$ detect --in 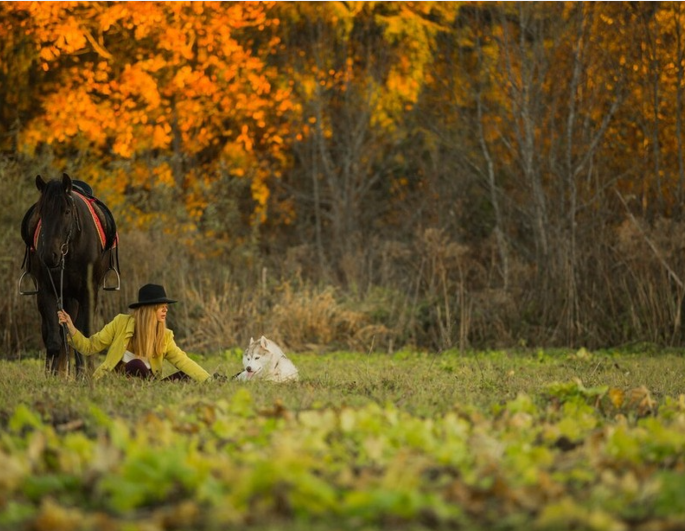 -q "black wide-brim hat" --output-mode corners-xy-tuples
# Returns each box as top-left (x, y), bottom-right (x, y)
(129, 283), (177, 309)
